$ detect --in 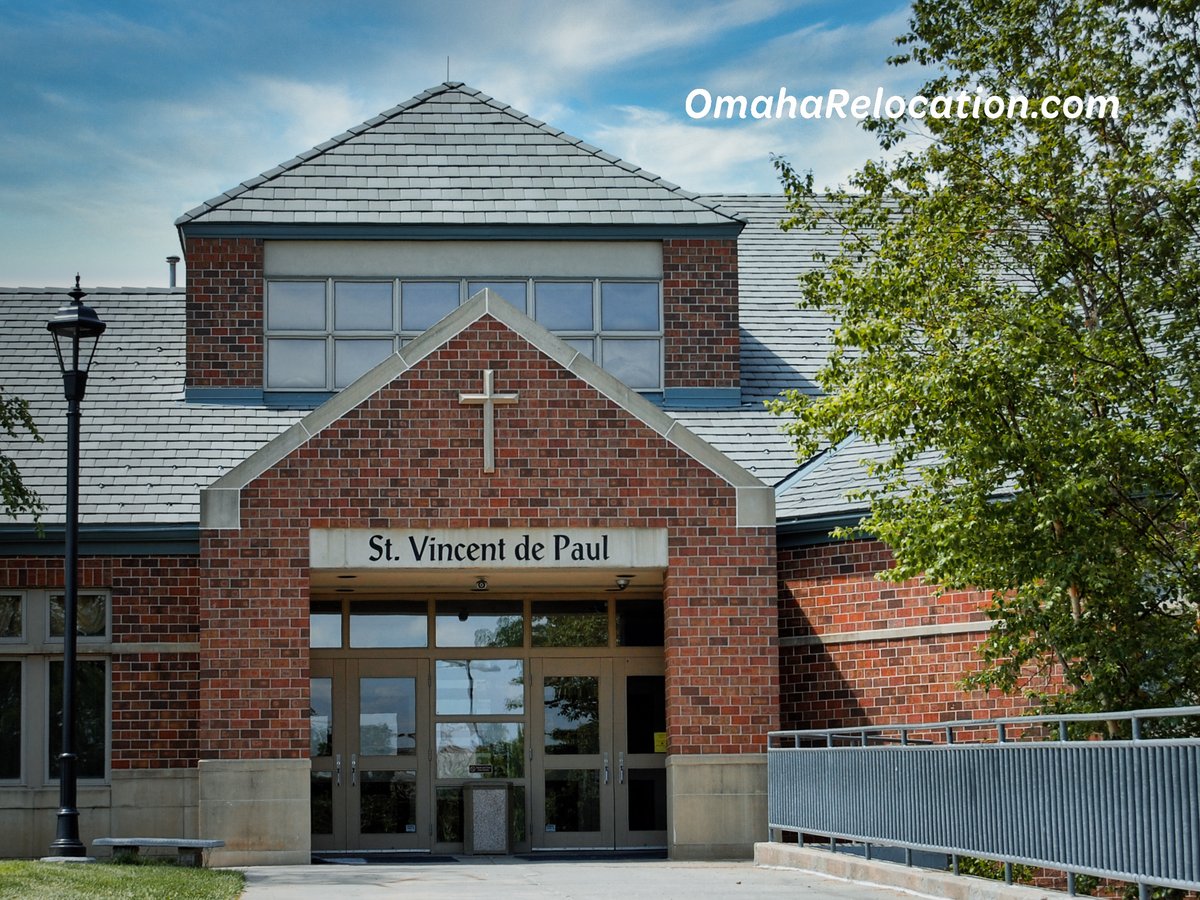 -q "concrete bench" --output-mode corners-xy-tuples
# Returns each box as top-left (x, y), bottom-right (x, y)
(93, 837), (225, 867)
